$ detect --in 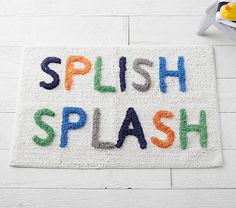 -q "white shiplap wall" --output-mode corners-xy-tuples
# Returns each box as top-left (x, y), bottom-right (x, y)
(0, 0), (236, 207)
